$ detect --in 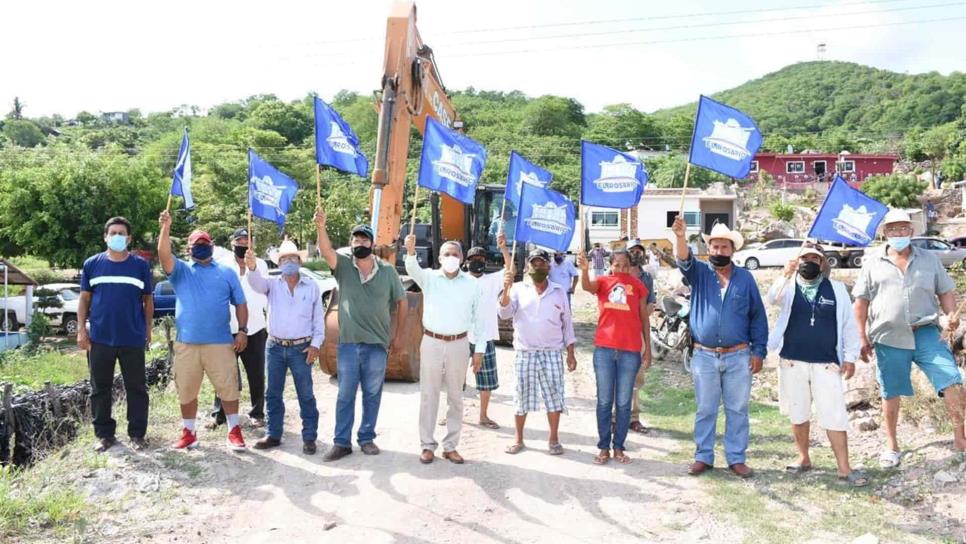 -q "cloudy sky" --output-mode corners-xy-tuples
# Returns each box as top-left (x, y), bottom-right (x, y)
(3, 0), (964, 117)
